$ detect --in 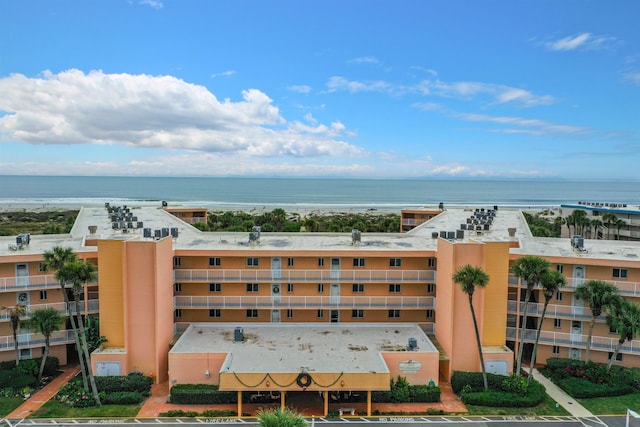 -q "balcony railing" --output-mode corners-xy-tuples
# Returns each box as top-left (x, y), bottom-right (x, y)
(174, 295), (435, 310)
(0, 329), (76, 351)
(506, 301), (600, 322)
(0, 274), (62, 292)
(0, 299), (100, 322)
(509, 275), (640, 297)
(506, 327), (640, 354)
(174, 269), (436, 284)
